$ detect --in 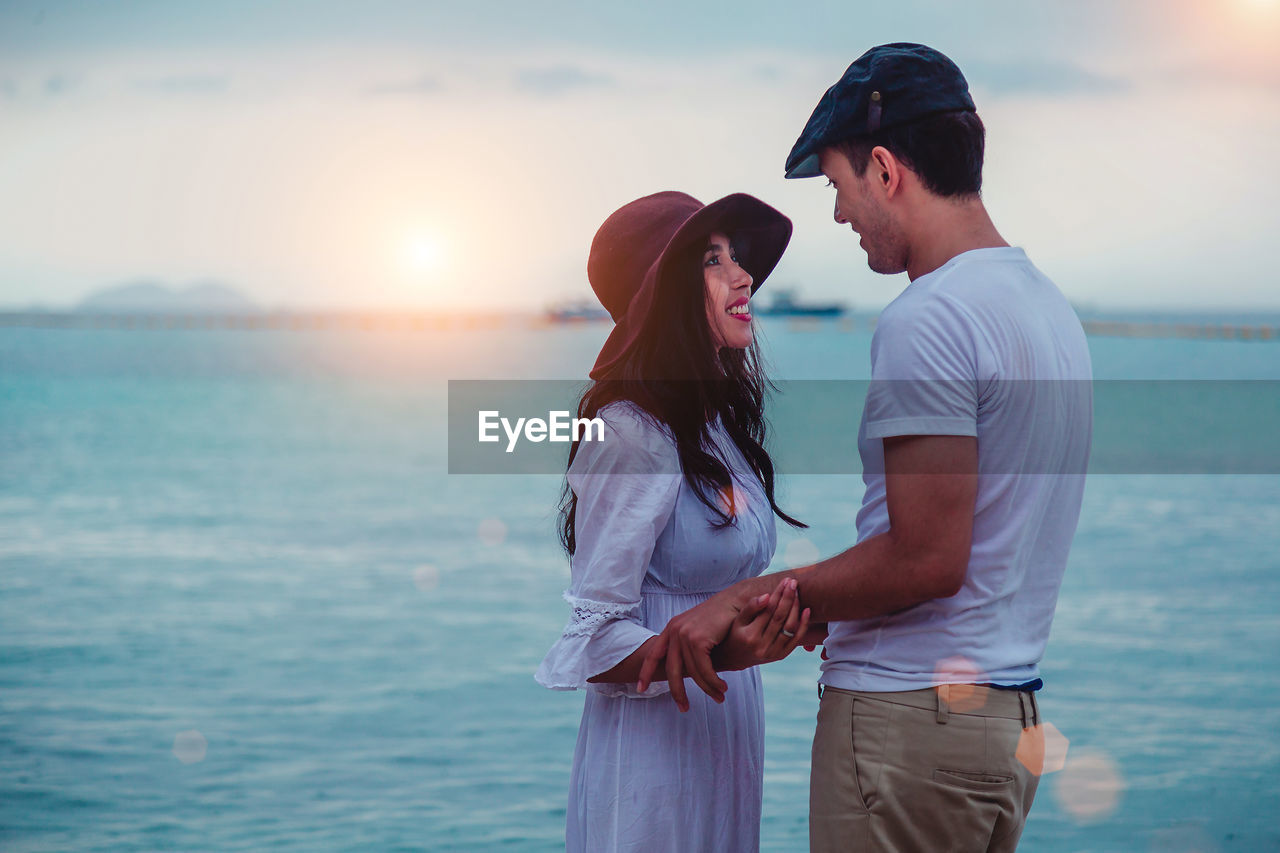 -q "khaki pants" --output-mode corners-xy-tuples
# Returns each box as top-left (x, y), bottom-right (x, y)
(810, 684), (1042, 853)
